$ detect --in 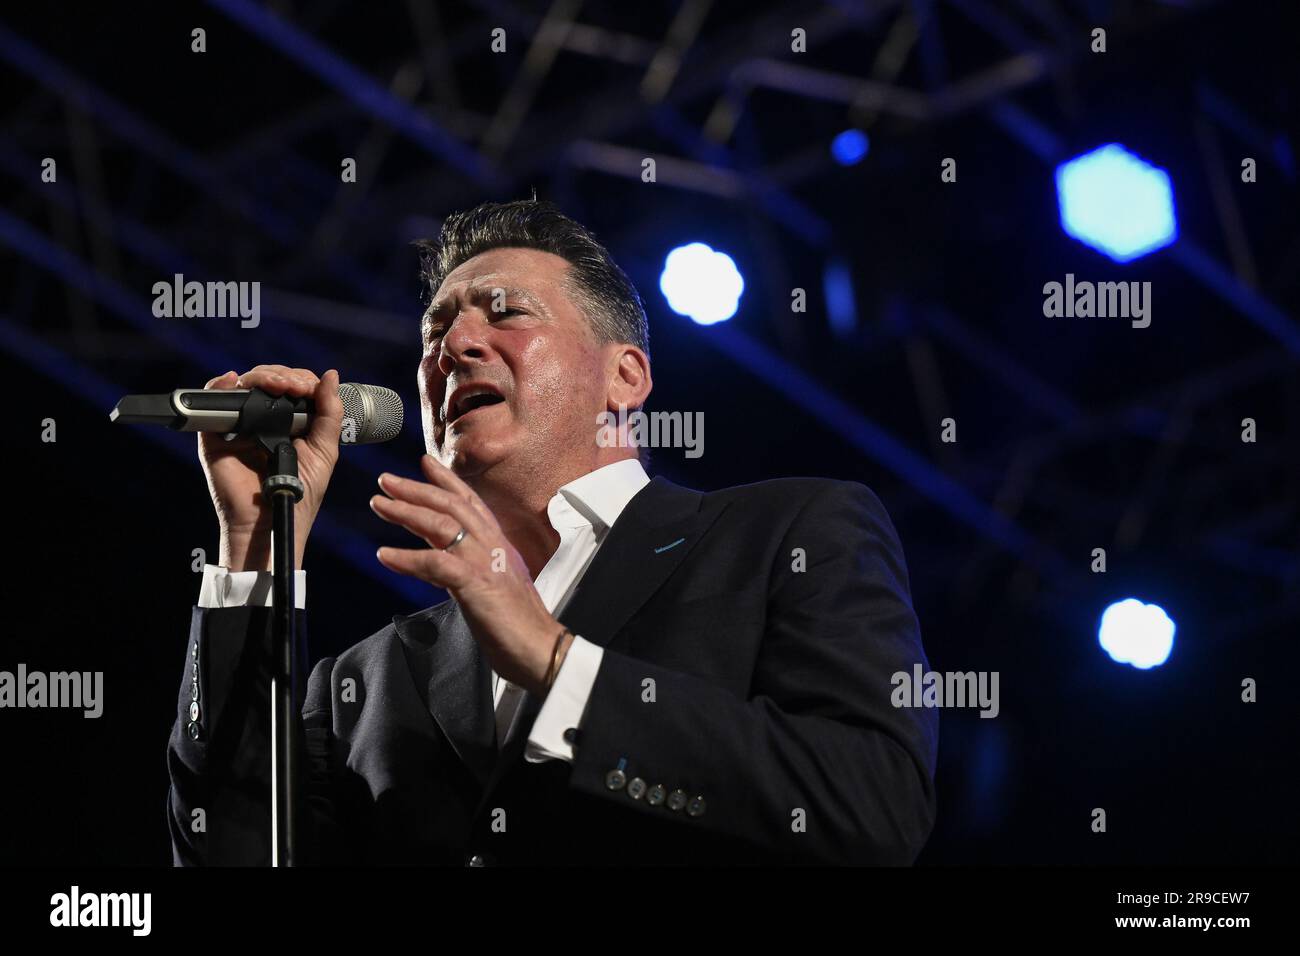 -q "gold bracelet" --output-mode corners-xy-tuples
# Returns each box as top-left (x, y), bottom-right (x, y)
(545, 627), (573, 690)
